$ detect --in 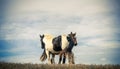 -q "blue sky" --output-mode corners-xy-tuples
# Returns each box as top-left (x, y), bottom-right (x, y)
(0, 0), (120, 64)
